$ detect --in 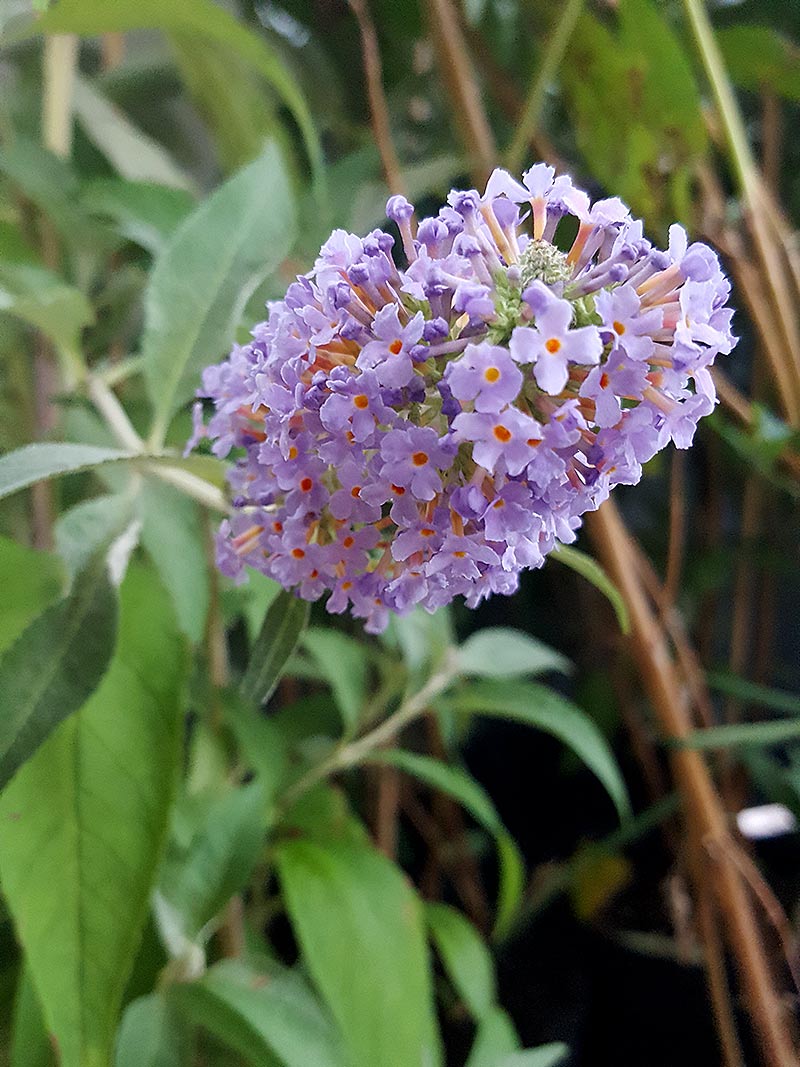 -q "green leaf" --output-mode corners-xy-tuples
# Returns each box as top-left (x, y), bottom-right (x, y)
(115, 994), (189, 1067)
(72, 76), (194, 192)
(299, 628), (369, 736)
(458, 627), (570, 678)
(55, 493), (136, 579)
(496, 1047), (569, 1067)
(0, 443), (135, 502)
(717, 26), (800, 102)
(0, 139), (110, 251)
(0, 551), (118, 788)
(0, 537), (64, 655)
(563, 3), (707, 228)
(142, 143), (296, 441)
(241, 590), (310, 708)
(169, 31), (276, 173)
(439, 680), (631, 822)
(706, 672), (800, 717)
(30, 0), (323, 191)
(276, 838), (442, 1067)
(82, 179), (195, 256)
(676, 720), (800, 751)
(426, 903), (496, 1021)
(159, 781), (265, 943)
(466, 1007), (520, 1067)
(139, 478), (209, 643)
(0, 262), (94, 358)
(369, 749), (524, 938)
(552, 544), (630, 634)
(11, 967), (55, 1067)
(0, 566), (185, 1067)
(173, 960), (345, 1067)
